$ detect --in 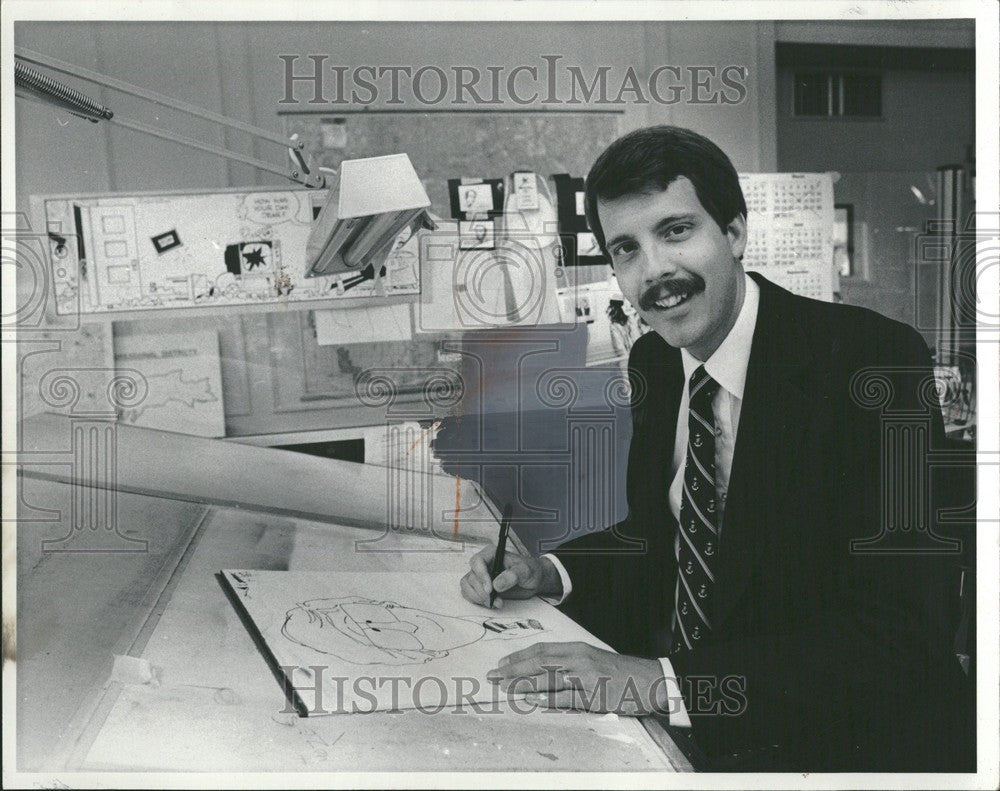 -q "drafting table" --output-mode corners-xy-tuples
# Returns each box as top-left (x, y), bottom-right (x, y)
(15, 414), (692, 773)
